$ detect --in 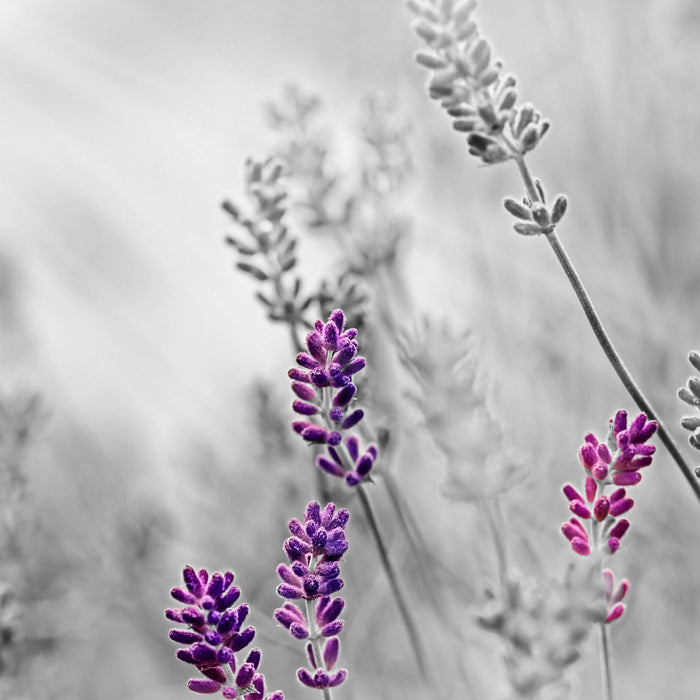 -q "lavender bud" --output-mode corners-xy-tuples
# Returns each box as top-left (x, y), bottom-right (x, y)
(550, 194), (568, 224)
(341, 409), (364, 430)
(503, 197), (532, 220)
(689, 350), (700, 373)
